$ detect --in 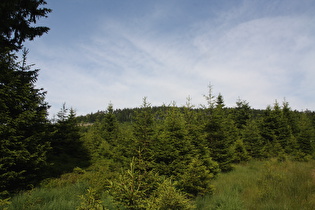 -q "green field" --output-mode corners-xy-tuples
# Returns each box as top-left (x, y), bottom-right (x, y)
(2, 159), (314, 210)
